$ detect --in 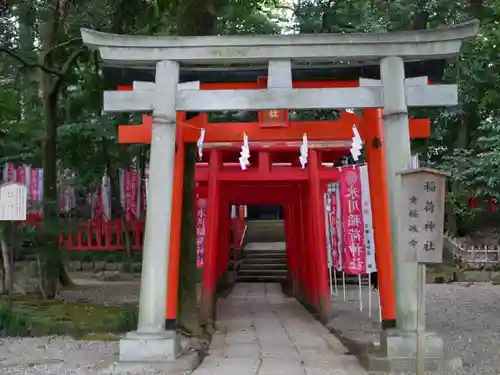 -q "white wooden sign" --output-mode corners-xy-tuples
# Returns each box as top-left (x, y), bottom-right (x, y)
(0, 182), (27, 221)
(398, 168), (448, 264)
